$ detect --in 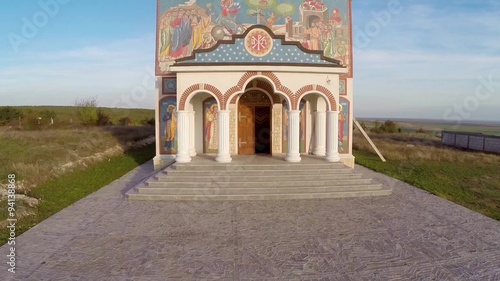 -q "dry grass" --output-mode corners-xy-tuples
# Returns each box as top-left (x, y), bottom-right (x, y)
(353, 130), (500, 220)
(1, 126), (154, 187)
(353, 131), (500, 164)
(0, 126), (154, 219)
